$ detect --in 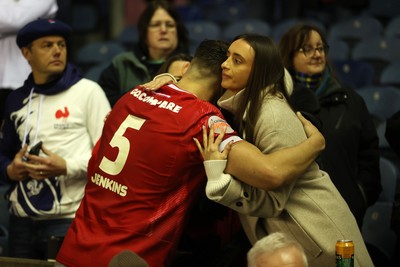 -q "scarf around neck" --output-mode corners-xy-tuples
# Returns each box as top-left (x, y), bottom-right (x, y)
(293, 71), (323, 91)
